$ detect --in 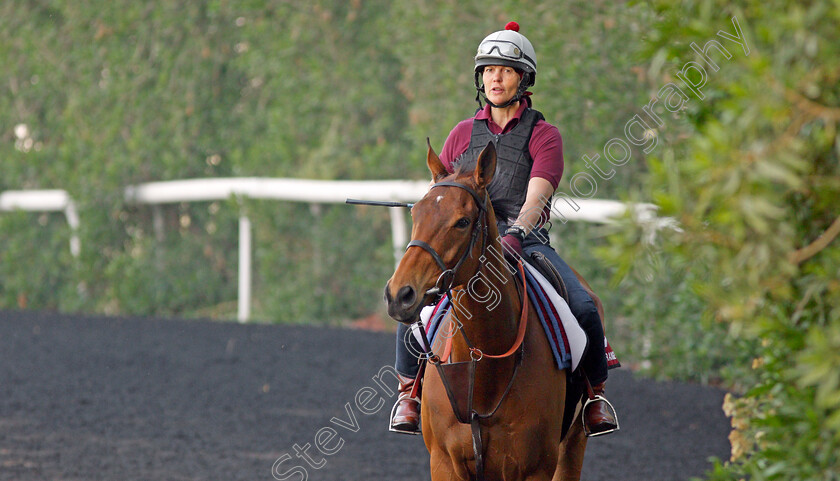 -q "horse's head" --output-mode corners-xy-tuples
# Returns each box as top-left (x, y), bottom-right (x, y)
(384, 140), (498, 324)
